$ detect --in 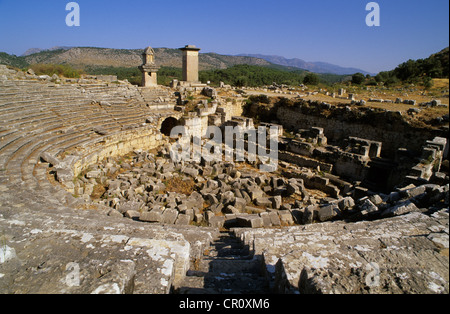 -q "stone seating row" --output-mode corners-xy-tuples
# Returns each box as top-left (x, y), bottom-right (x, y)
(0, 75), (216, 294)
